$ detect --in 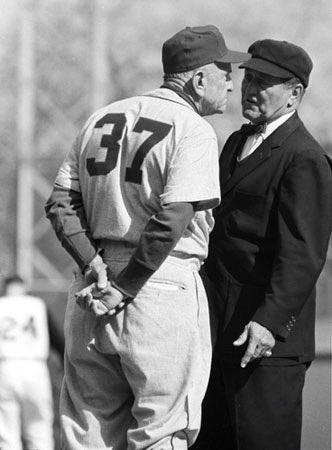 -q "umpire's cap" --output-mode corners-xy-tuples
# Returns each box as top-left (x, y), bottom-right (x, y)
(162, 25), (250, 74)
(239, 39), (313, 88)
